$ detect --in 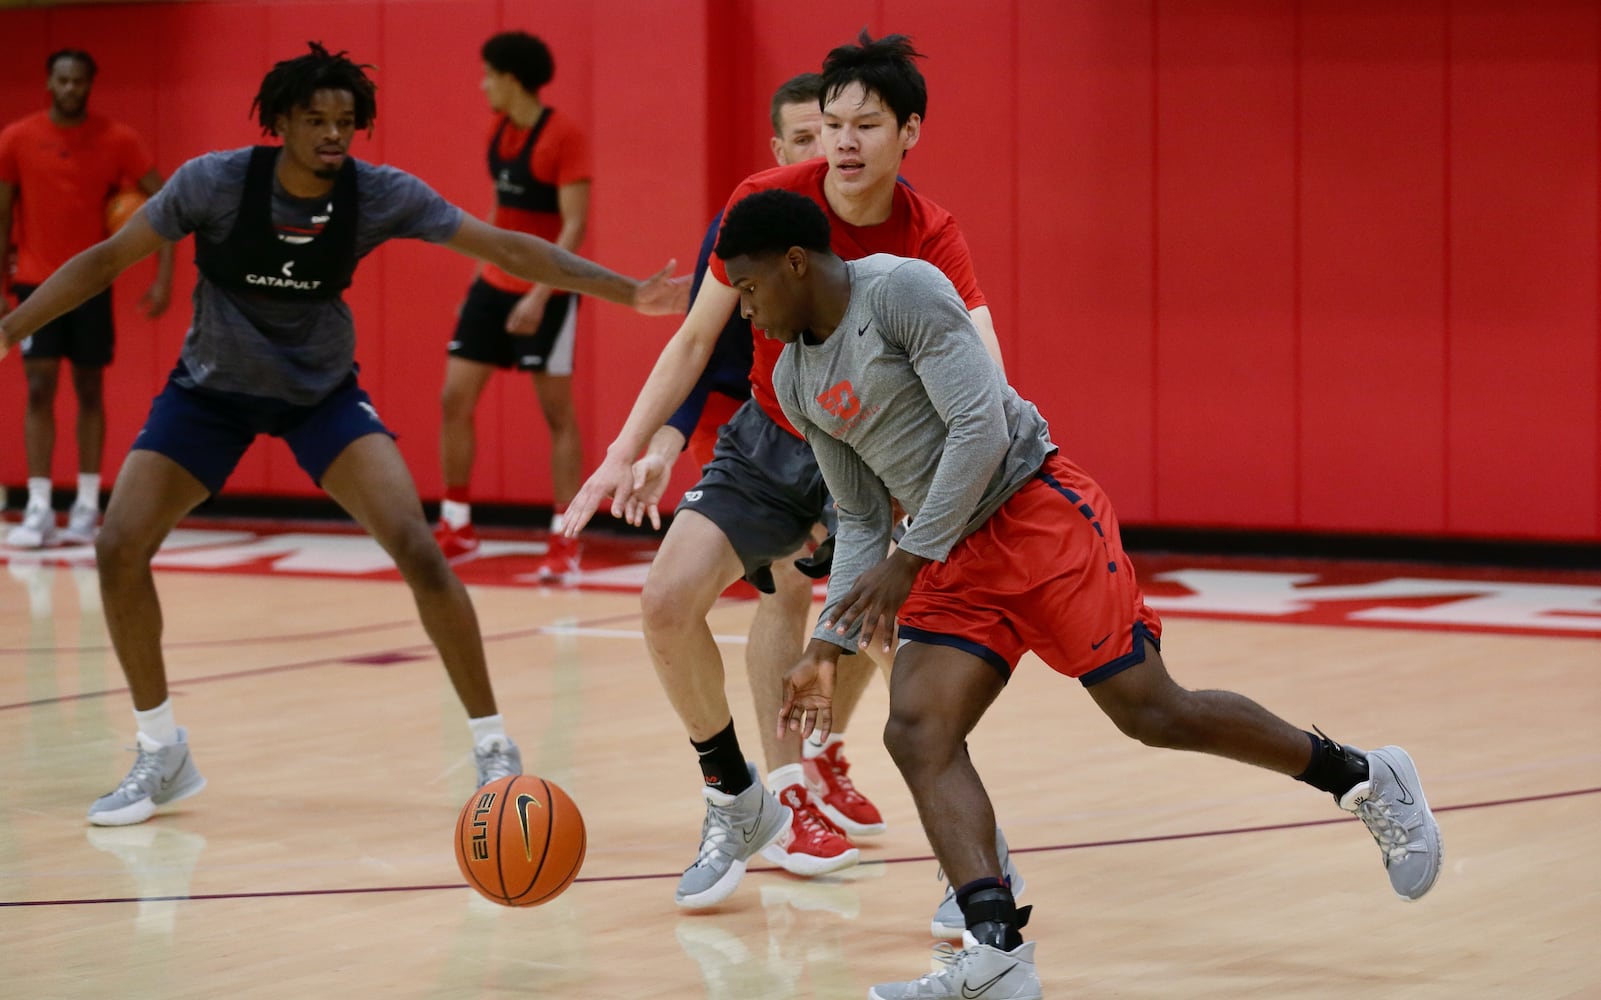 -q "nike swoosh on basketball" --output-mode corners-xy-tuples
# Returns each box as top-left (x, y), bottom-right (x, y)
(1382, 759), (1416, 805)
(961, 964), (1017, 998)
(1090, 632), (1112, 650)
